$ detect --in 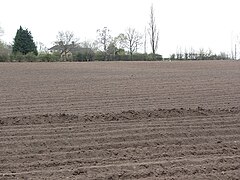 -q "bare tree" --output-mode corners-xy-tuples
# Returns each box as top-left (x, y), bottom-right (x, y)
(144, 27), (147, 54)
(148, 4), (159, 59)
(80, 40), (98, 61)
(36, 42), (48, 54)
(184, 48), (188, 60)
(106, 34), (127, 59)
(114, 33), (126, 50)
(0, 27), (10, 59)
(122, 28), (142, 60)
(54, 31), (79, 61)
(189, 47), (196, 60)
(198, 48), (205, 60)
(96, 27), (111, 60)
(0, 26), (3, 37)
(81, 40), (98, 52)
(176, 46), (183, 60)
(231, 33), (240, 60)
